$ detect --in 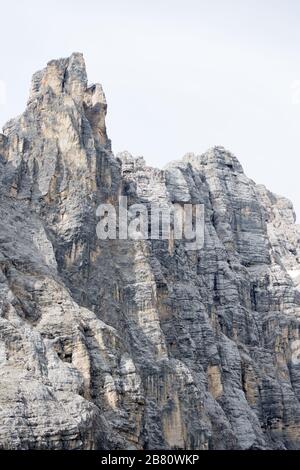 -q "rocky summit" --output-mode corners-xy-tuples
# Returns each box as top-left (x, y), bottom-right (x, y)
(1, 53), (300, 450)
